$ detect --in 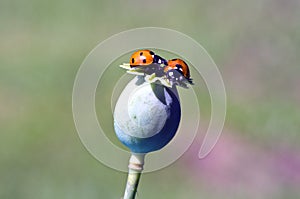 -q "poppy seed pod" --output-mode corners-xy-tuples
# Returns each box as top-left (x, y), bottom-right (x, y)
(114, 77), (181, 153)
